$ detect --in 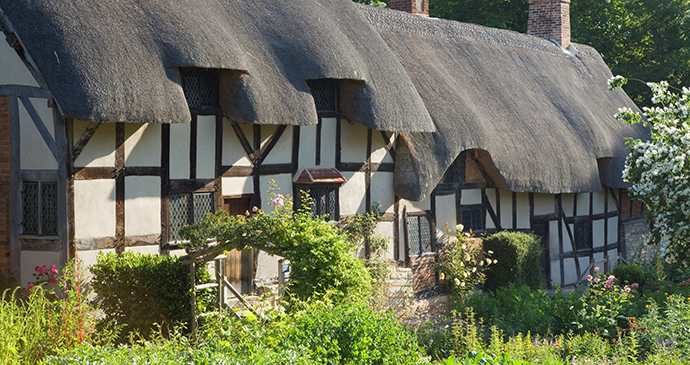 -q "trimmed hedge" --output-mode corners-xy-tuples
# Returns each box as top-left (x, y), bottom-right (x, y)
(90, 252), (213, 341)
(483, 231), (542, 291)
